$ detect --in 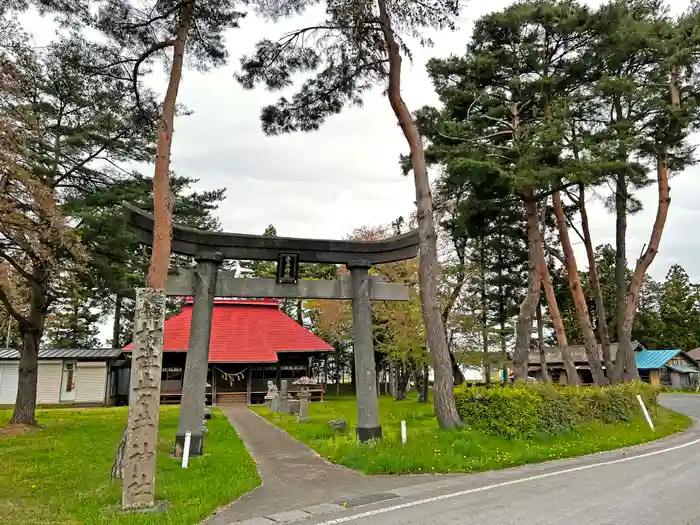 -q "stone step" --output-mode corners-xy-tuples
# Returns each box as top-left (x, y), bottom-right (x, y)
(216, 392), (248, 405)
